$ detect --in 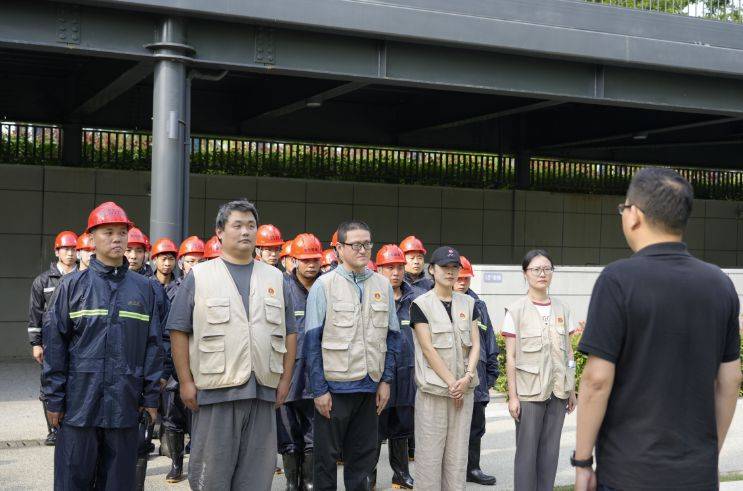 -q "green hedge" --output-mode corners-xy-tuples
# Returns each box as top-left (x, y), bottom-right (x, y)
(495, 332), (743, 397)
